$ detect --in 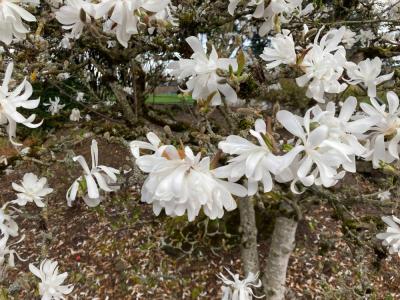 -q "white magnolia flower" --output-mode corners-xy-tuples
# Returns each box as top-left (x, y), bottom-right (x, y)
(69, 108), (81, 121)
(0, 0), (36, 45)
(228, 0), (270, 18)
(123, 86), (133, 95)
(327, 26), (357, 49)
(0, 62), (42, 145)
(0, 203), (18, 240)
(29, 259), (74, 300)
(376, 216), (400, 255)
(345, 57), (393, 98)
(228, 0), (265, 17)
(259, 0), (314, 36)
(56, 72), (70, 80)
(44, 97), (65, 115)
(60, 35), (72, 49)
(218, 268), (263, 300)
(0, 235), (25, 268)
(94, 0), (172, 47)
(260, 29), (297, 69)
(215, 119), (282, 195)
(66, 139), (120, 207)
(341, 28), (357, 49)
(133, 136), (247, 221)
(359, 29), (375, 47)
(358, 91), (400, 168)
(382, 31), (398, 44)
(228, 0), (313, 37)
(310, 96), (372, 172)
(276, 108), (354, 192)
(169, 36), (238, 106)
(12, 173), (53, 207)
(377, 190), (391, 201)
(76, 92), (84, 102)
(149, 2), (177, 30)
(130, 131), (162, 159)
(55, 0), (95, 39)
(296, 27), (348, 102)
